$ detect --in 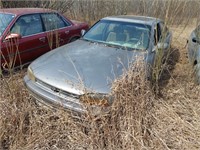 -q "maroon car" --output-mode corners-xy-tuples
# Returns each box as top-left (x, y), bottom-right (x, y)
(0, 8), (88, 69)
